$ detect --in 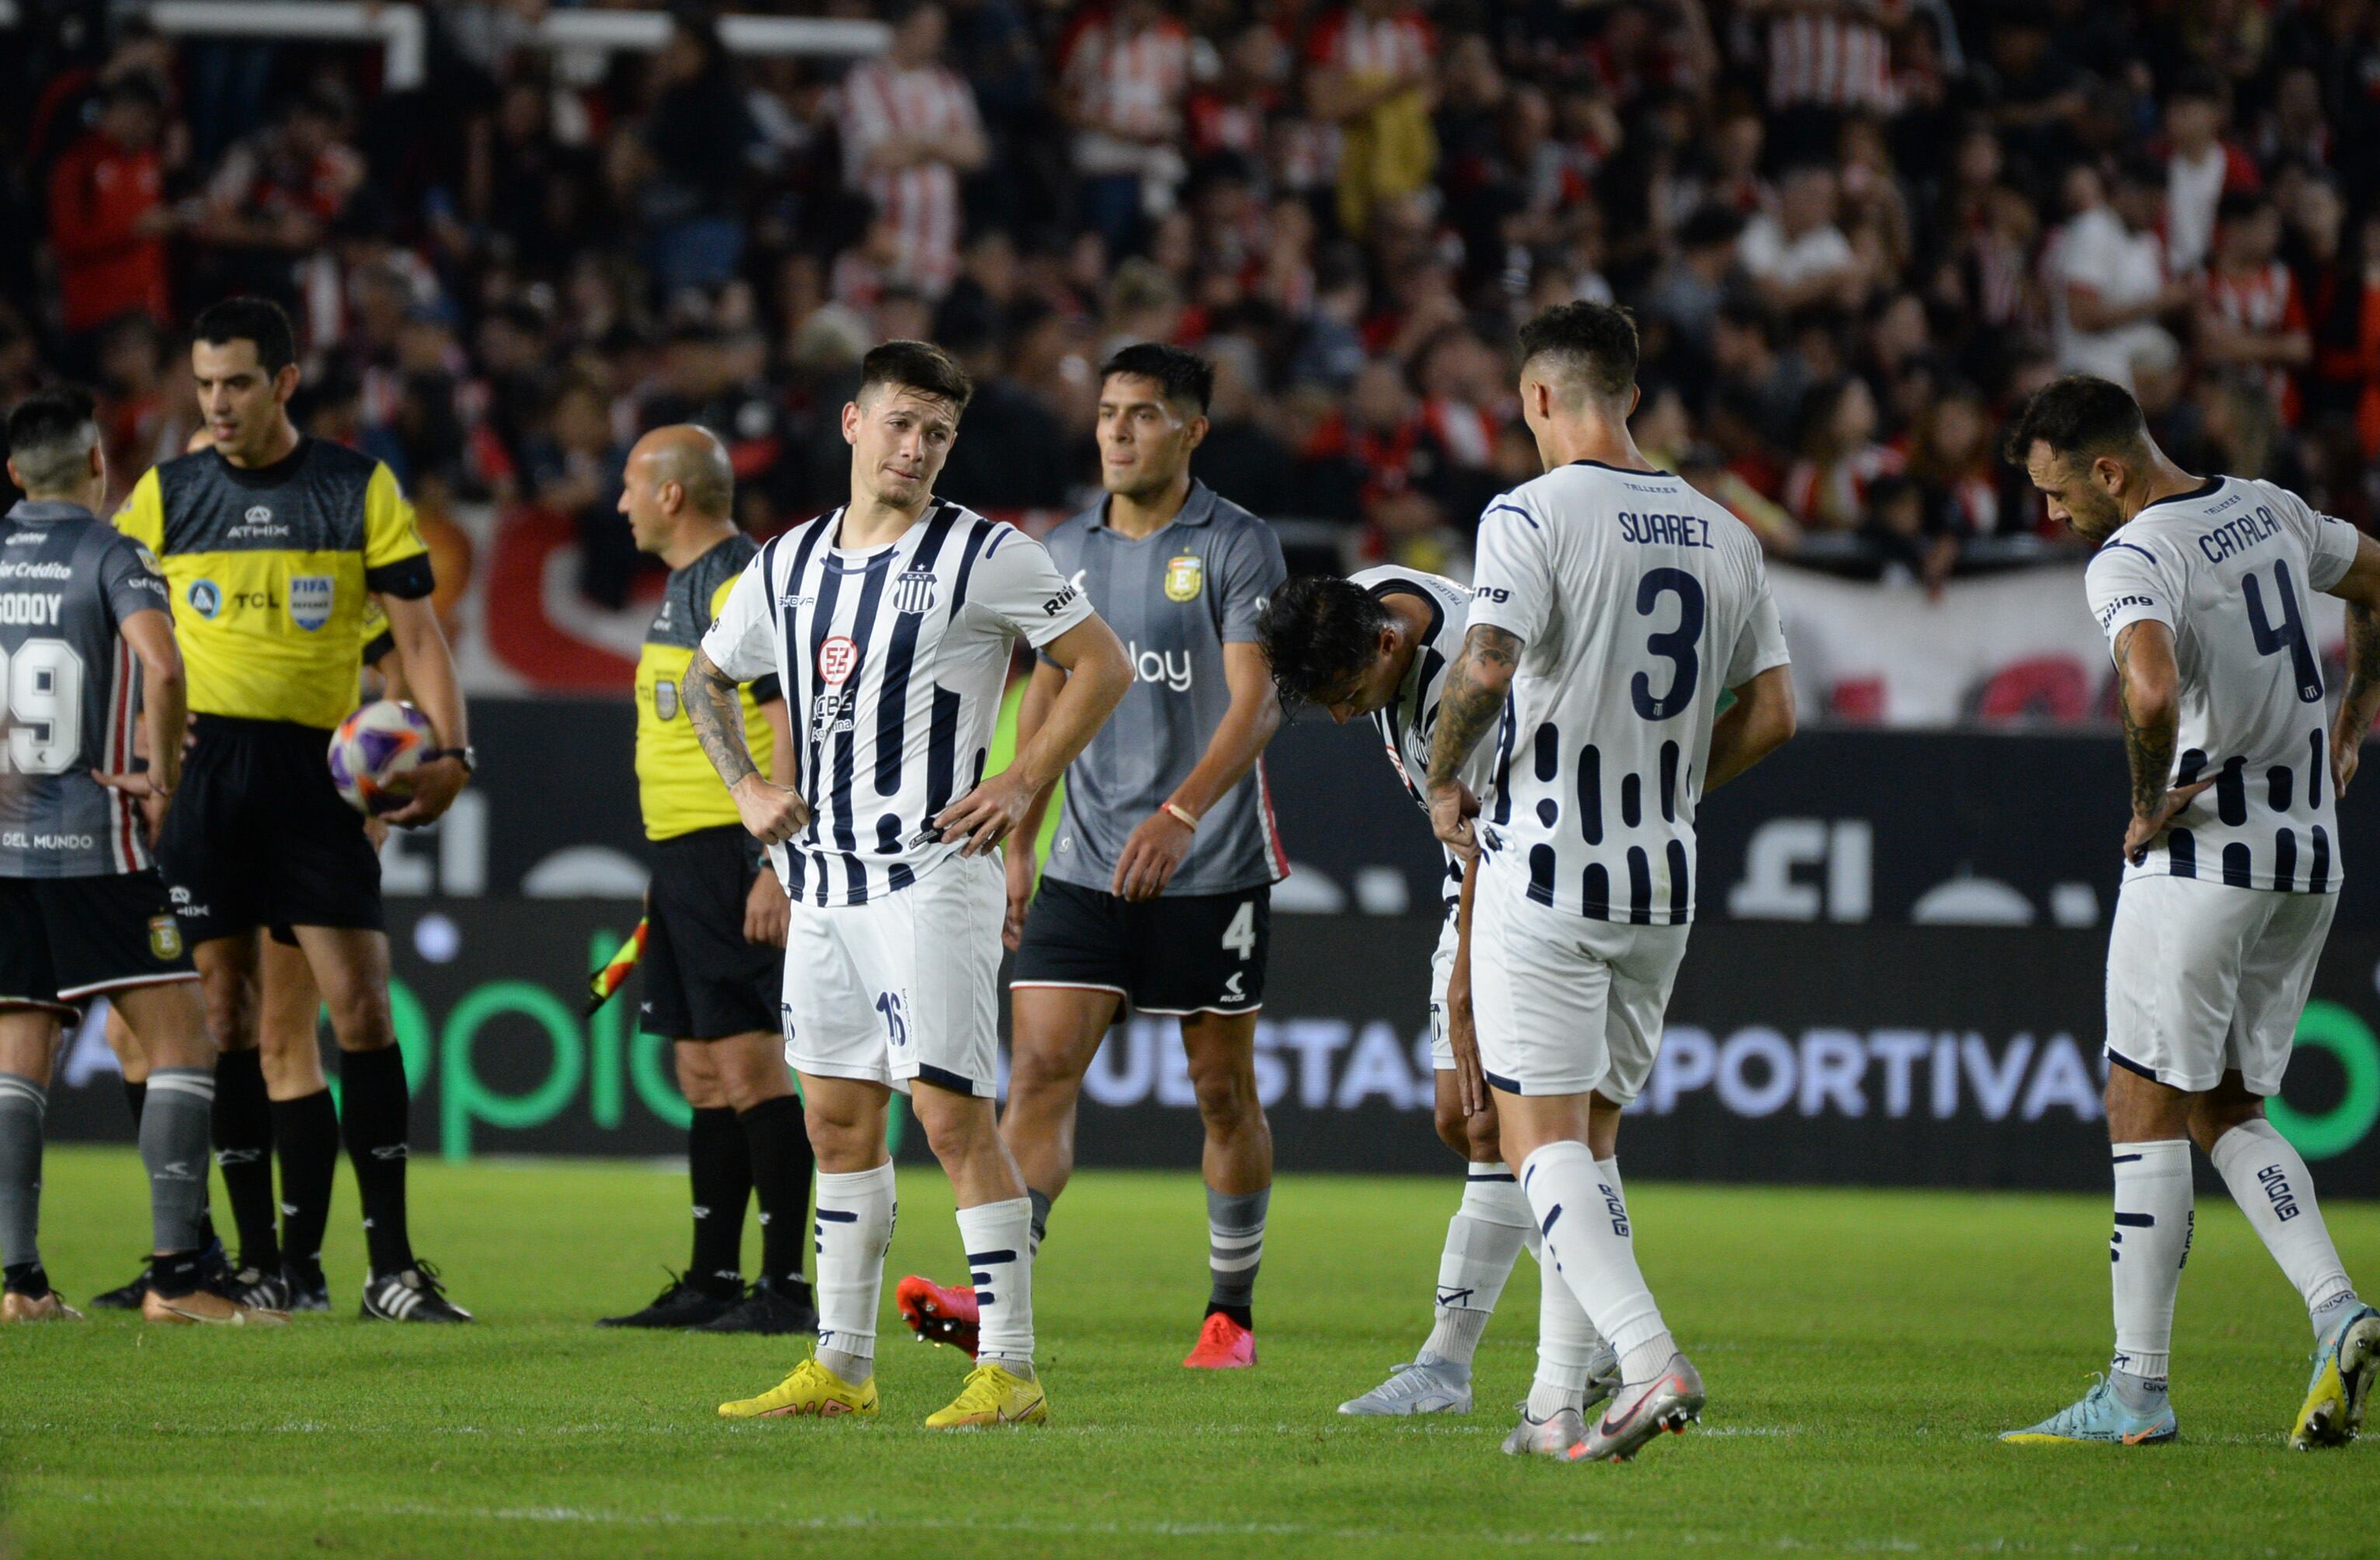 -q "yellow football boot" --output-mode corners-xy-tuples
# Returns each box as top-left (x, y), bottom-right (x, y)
(924, 1360), (1049, 1429)
(718, 1355), (879, 1420)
